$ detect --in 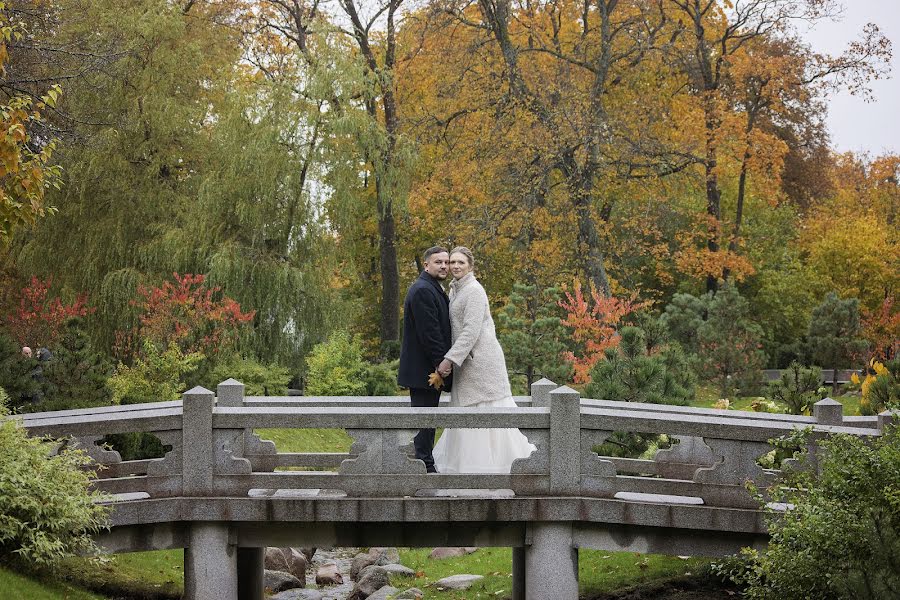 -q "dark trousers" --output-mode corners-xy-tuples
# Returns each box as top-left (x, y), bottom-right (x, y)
(410, 387), (441, 473)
